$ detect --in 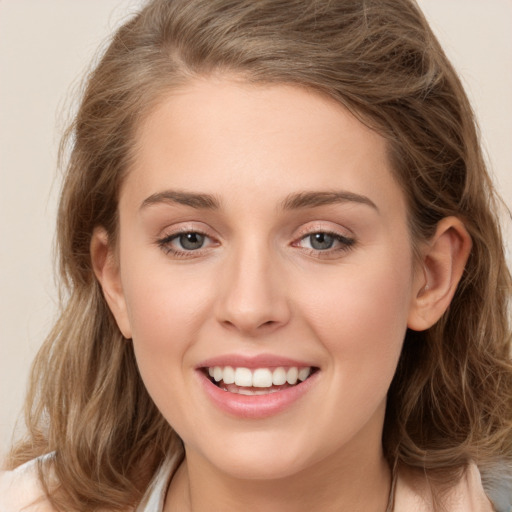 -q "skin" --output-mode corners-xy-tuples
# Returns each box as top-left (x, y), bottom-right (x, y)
(92, 77), (471, 511)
